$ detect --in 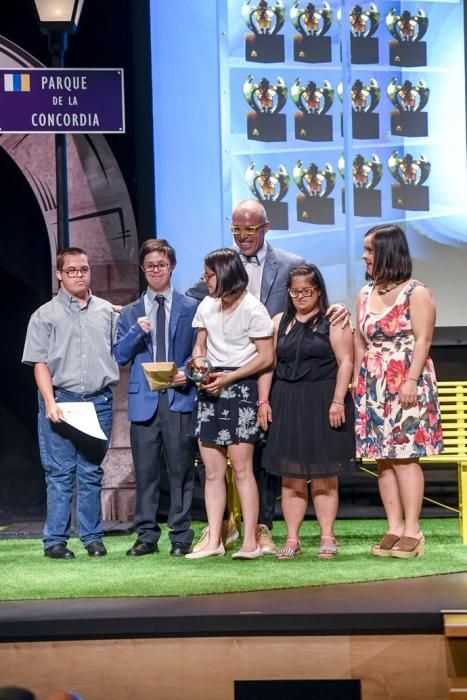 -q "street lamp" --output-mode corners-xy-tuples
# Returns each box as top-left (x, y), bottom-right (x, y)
(32, 0), (85, 251)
